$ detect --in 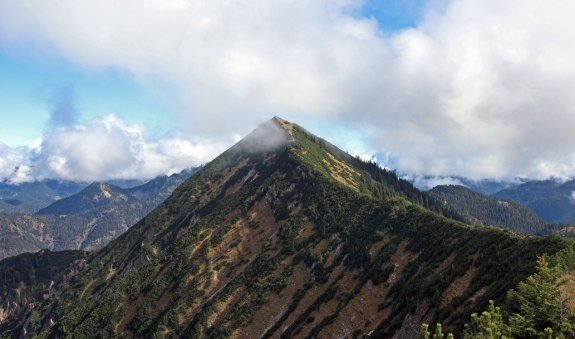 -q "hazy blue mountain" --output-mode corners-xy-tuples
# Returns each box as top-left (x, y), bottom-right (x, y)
(0, 180), (87, 214)
(36, 182), (137, 215)
(0, 175), (190, 215)
(105, 178), (147, 189)
(407, 174), (519, 194)
(0, 167), (200, 259)
(493, 179), (575, 223)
